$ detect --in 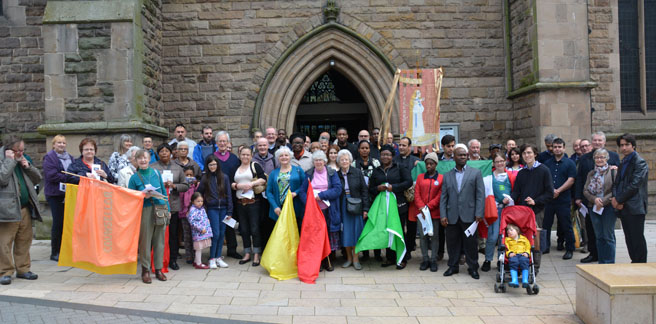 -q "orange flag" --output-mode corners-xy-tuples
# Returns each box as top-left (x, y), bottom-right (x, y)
(72, 177), (145, 267)
(297, 182), (331, 284)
